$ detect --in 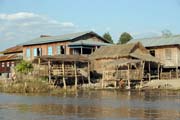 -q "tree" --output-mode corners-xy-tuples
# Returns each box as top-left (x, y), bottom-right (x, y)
(161, 29), (172, 37)
(103, 32), (113, 43)
(118, 32), (133, 44)
(15, 60), (33, 74)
